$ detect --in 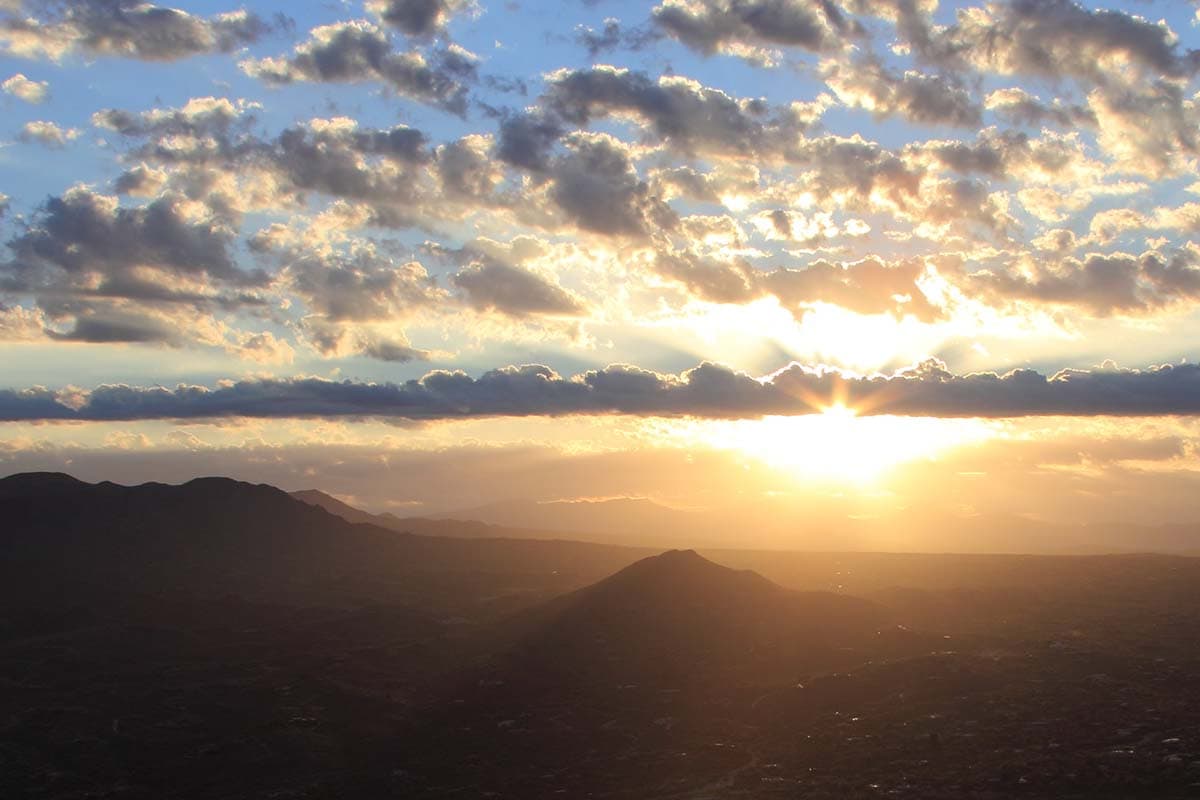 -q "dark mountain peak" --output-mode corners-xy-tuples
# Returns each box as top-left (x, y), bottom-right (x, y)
(180, 476), (280, 494)
(596, 548), (777, 599)
(0, 471), (86, 488)
(292, 488), (336, 503)
(291, 488), (384, 527)
(0, 471), (88, 497)
(505, 549), (890, 688)
(659, 547), (701, 560)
